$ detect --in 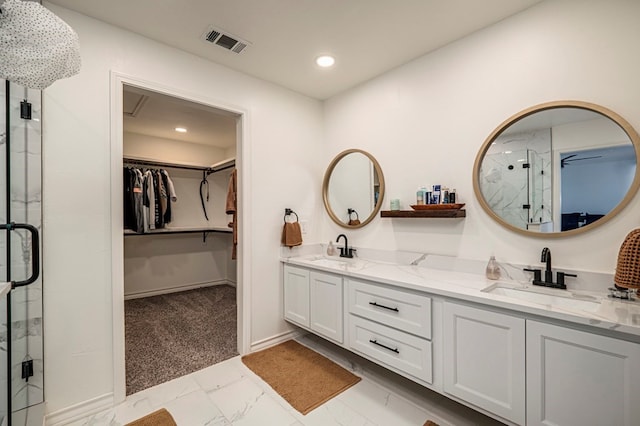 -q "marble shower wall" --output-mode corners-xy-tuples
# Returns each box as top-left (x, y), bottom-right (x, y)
(480, 129), (552, 229)
(0, 81), (44, 419)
